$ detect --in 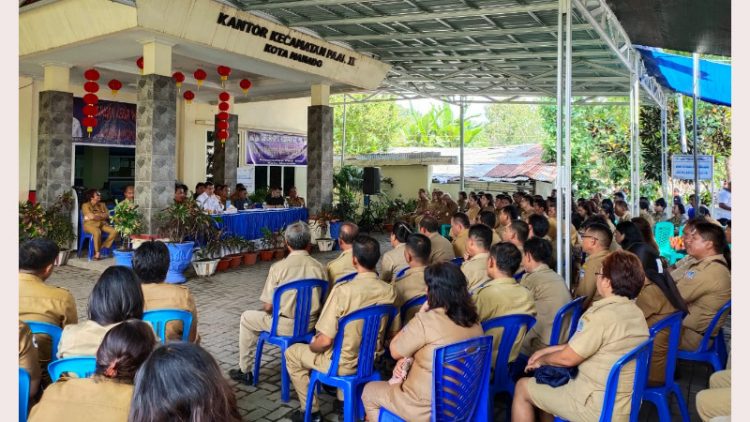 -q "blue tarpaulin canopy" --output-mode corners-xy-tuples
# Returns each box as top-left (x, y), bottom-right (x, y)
(636, 46), (731, 107)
